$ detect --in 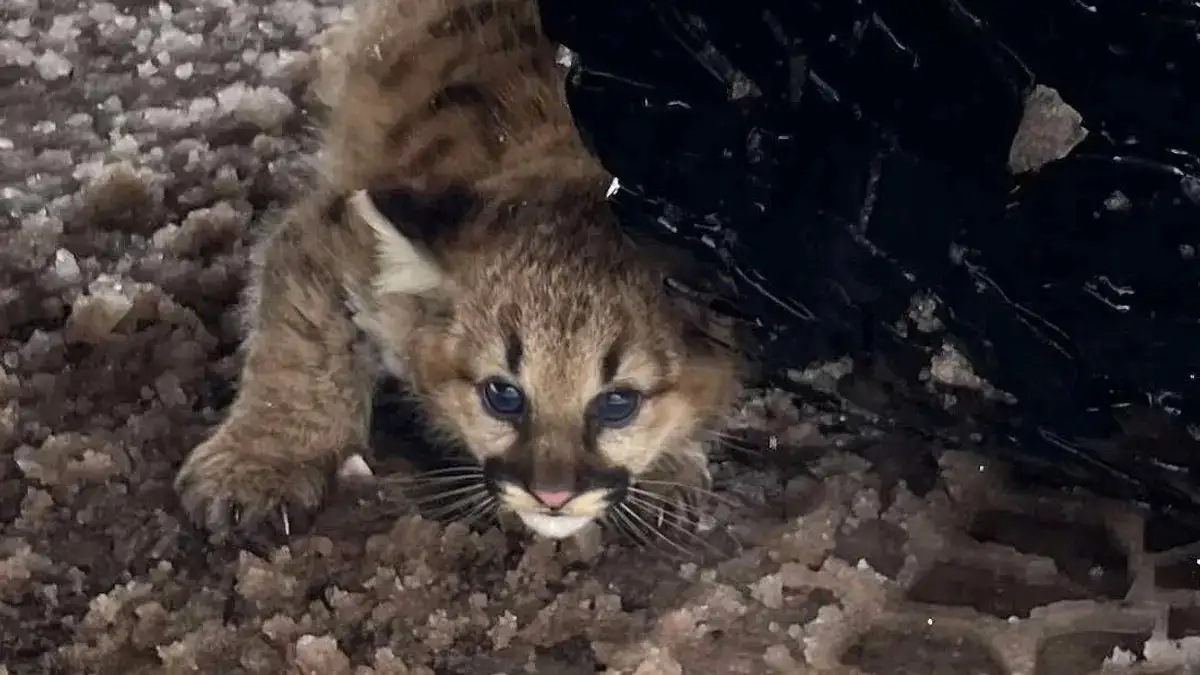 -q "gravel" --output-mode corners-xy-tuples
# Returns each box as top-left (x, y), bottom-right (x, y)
(4, 0), (1200, 673)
